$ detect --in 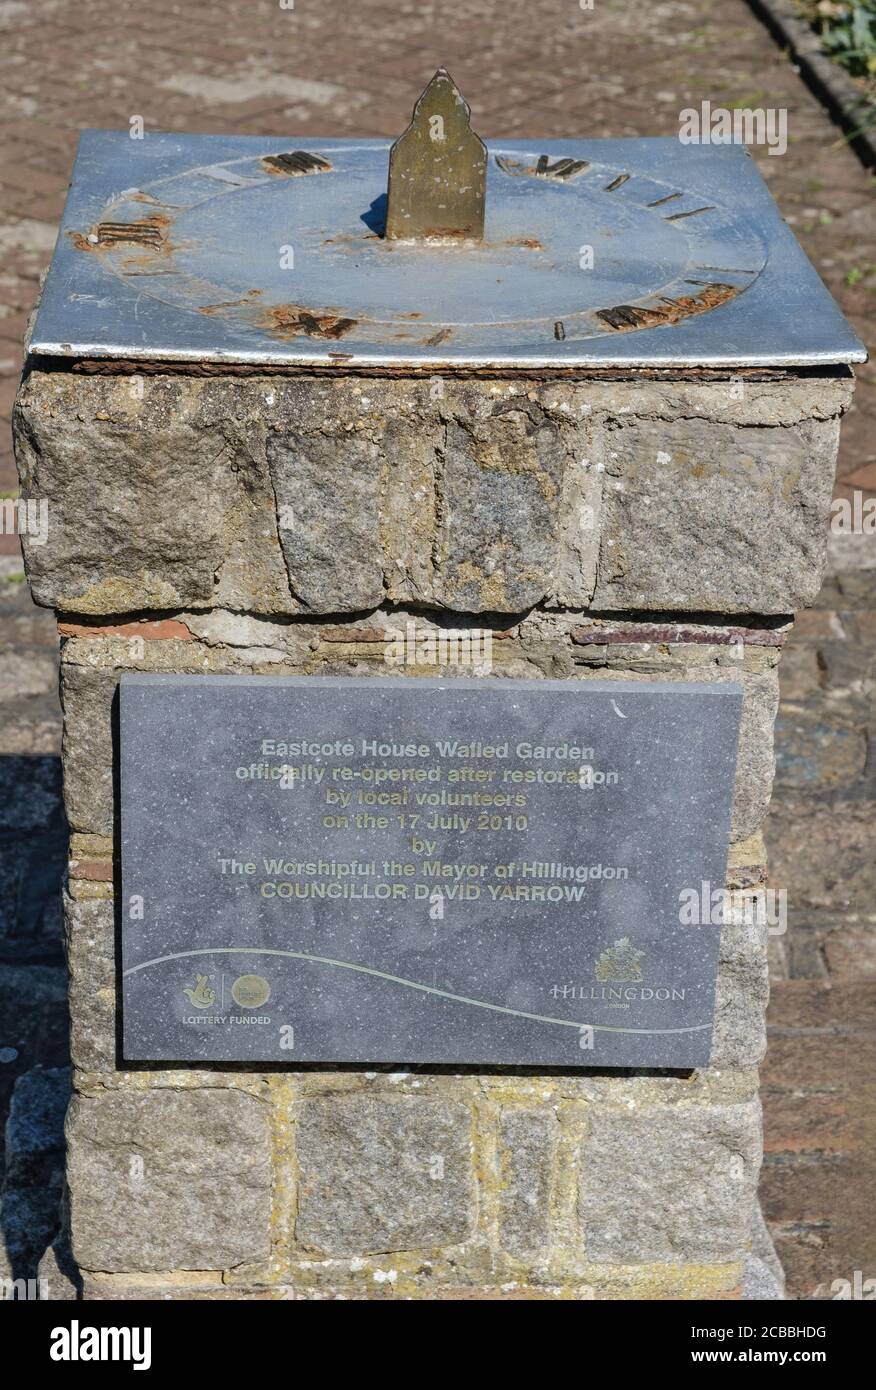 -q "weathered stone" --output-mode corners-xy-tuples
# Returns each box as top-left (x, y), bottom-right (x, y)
(498, 1108), (557, 1258)
(436, 407), (568, 612)
(67, 1088), (272, 1273)
(751, 1199), (785, 1295)
(269, 431), (385, 611)
(731, 672), (779, 841)
(712, 916), (770, 1068)
(561, 376), (854, 429)
(551, 450), (602, 608)
(295, 1094), (474, 1255)
(16, 372), (846, 620)
(592, 416), (841, 613)
(180, 609), (295, 652)
(64, 892), (115, 1074)
(743, 1255), (784, 1299)
(378, 418), (441, 607)
(80, 1275), (247, 1300)
(579, 1100), (761, 1263)
(14, 375), (239, 613)
(59, 663), (116, 835)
